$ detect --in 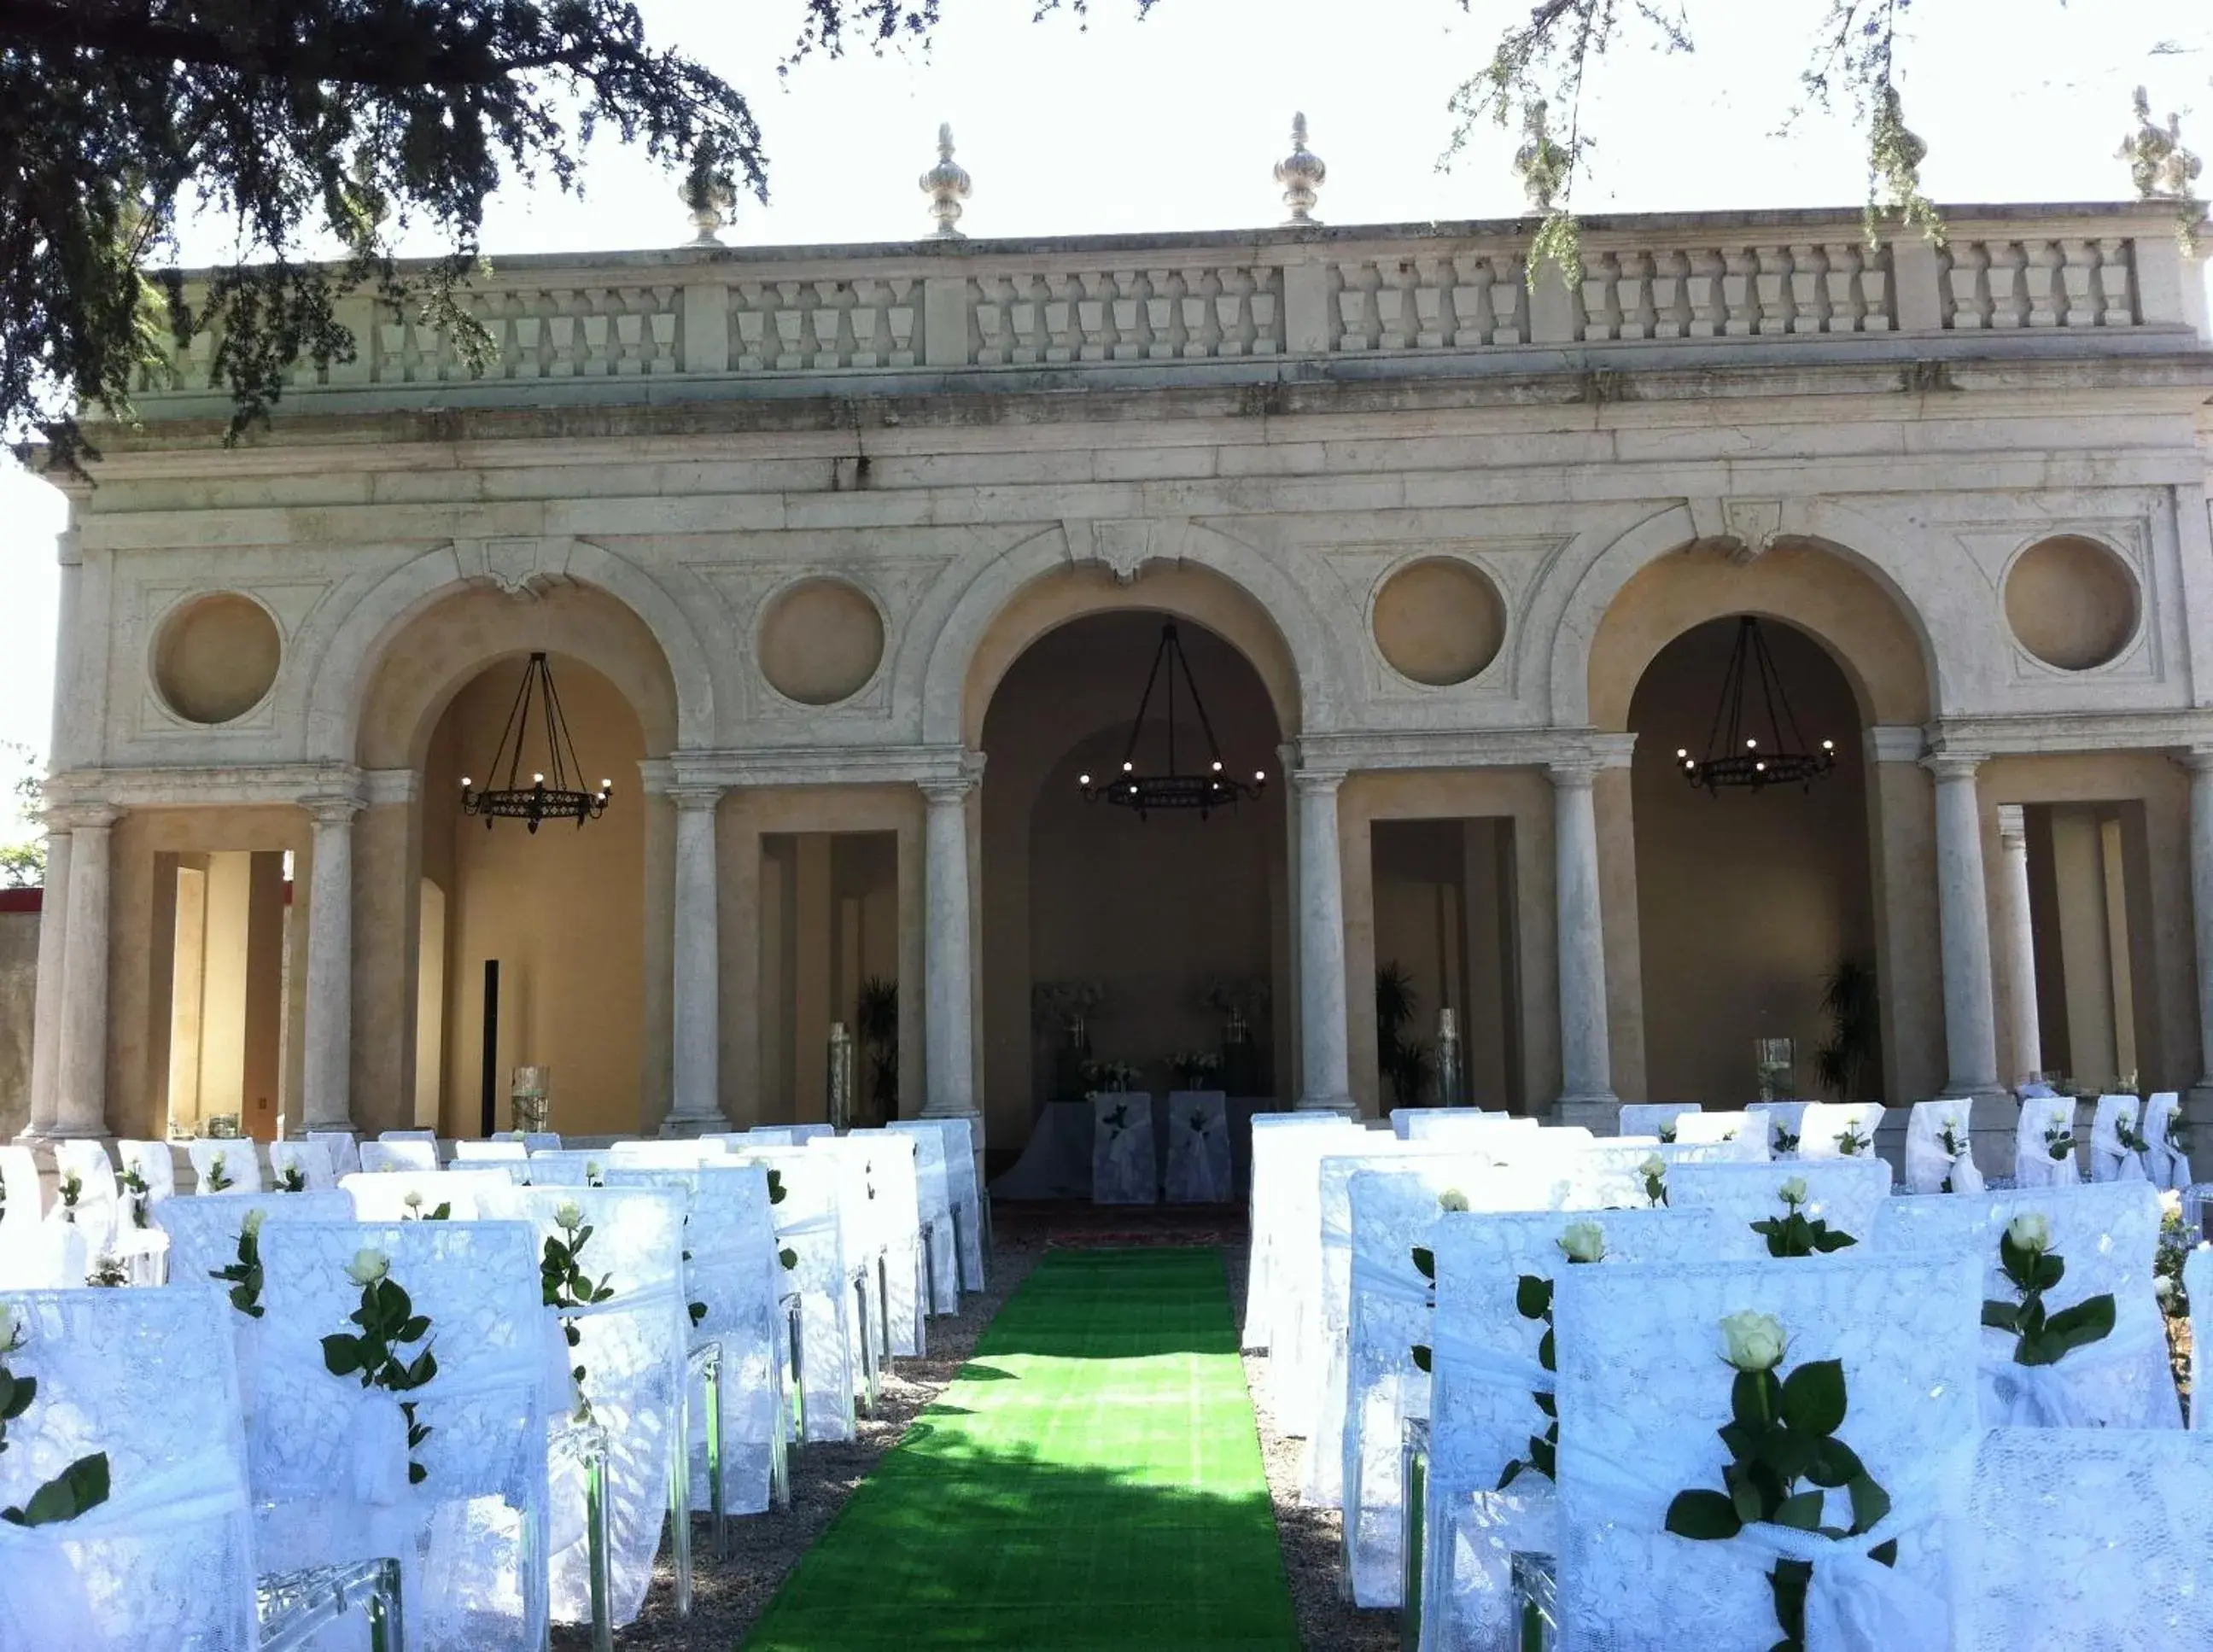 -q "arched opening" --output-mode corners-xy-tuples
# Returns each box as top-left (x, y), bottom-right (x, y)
(978, 605), (1289, 1174)
(1627, 616), (1878, 1106)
